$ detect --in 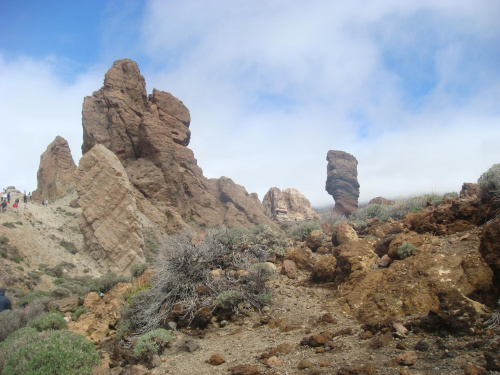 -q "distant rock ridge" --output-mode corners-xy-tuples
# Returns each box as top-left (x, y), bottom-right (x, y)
(263, 187), (320, 223)
(33, 136), (76, 200)
(325, 150), (359, 216)
(81, 59), (276, 231)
